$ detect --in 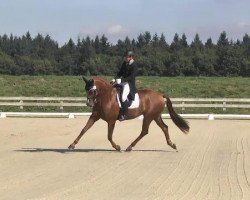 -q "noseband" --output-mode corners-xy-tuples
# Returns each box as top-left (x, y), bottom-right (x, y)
(87, 86), (98, 106)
